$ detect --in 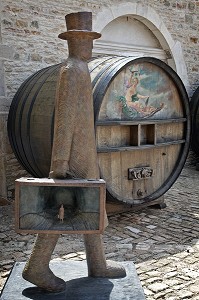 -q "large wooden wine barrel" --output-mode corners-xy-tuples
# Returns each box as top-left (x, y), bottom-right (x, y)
(190, 86), (199, 156)
(8, 56), (191, 207)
